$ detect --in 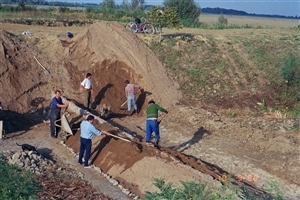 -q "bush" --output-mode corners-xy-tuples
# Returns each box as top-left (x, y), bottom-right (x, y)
(59, 6), (70, 13)
(218, 15), (228, 26)
(144, 178), (214, 199)
(280, 55), (300, 100)
(0, 155), (41, 200)
(145, 178), (288, 200)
